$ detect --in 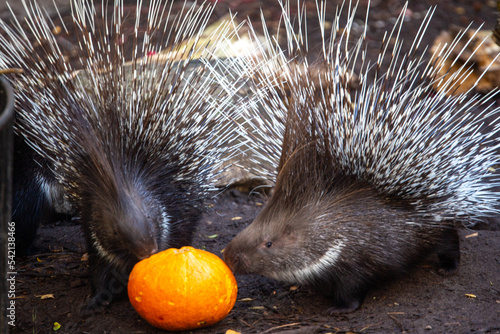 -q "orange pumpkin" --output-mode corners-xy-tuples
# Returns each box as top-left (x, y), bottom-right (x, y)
(127, 246), (238, 331)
